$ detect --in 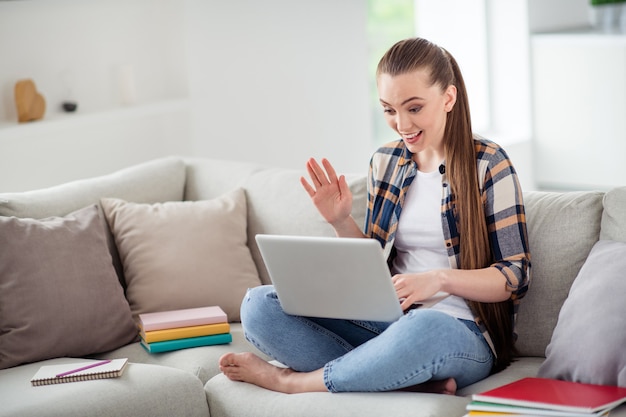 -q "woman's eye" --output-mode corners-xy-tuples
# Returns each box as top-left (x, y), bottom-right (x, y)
(383, 108), (394, 114)
(409, 107), (422, 113)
